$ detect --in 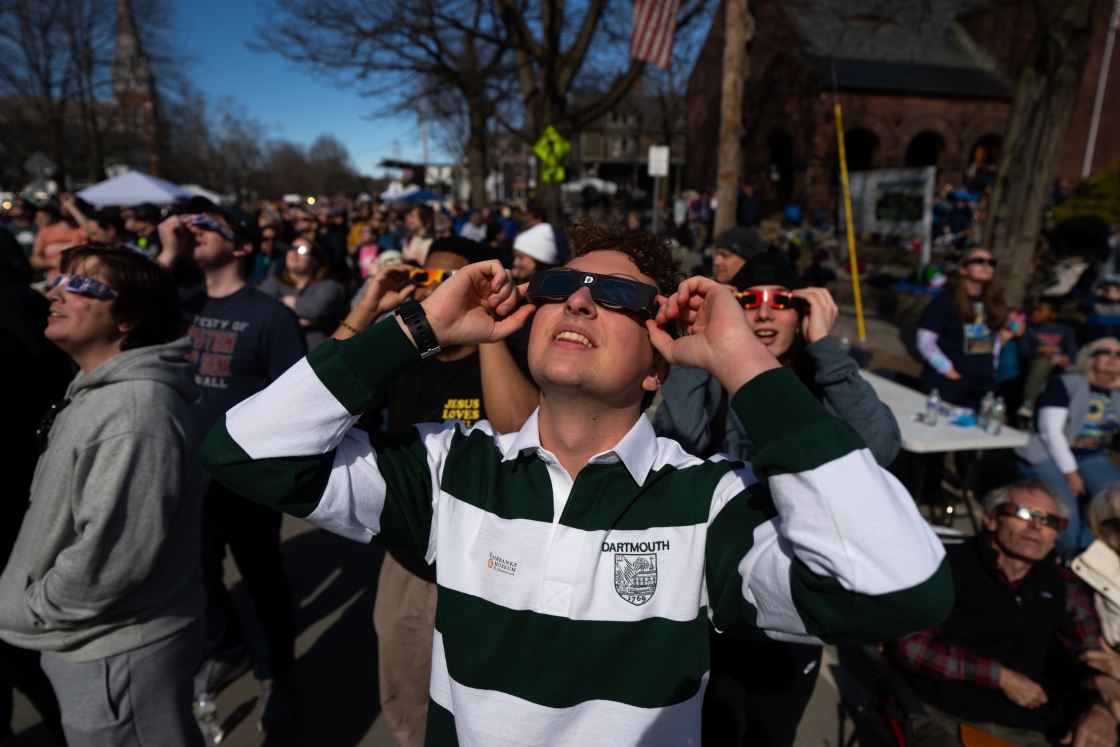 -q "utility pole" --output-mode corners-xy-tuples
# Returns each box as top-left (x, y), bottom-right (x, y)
(713, 0), (753, 236)
(1082, 0), (1120, 178)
